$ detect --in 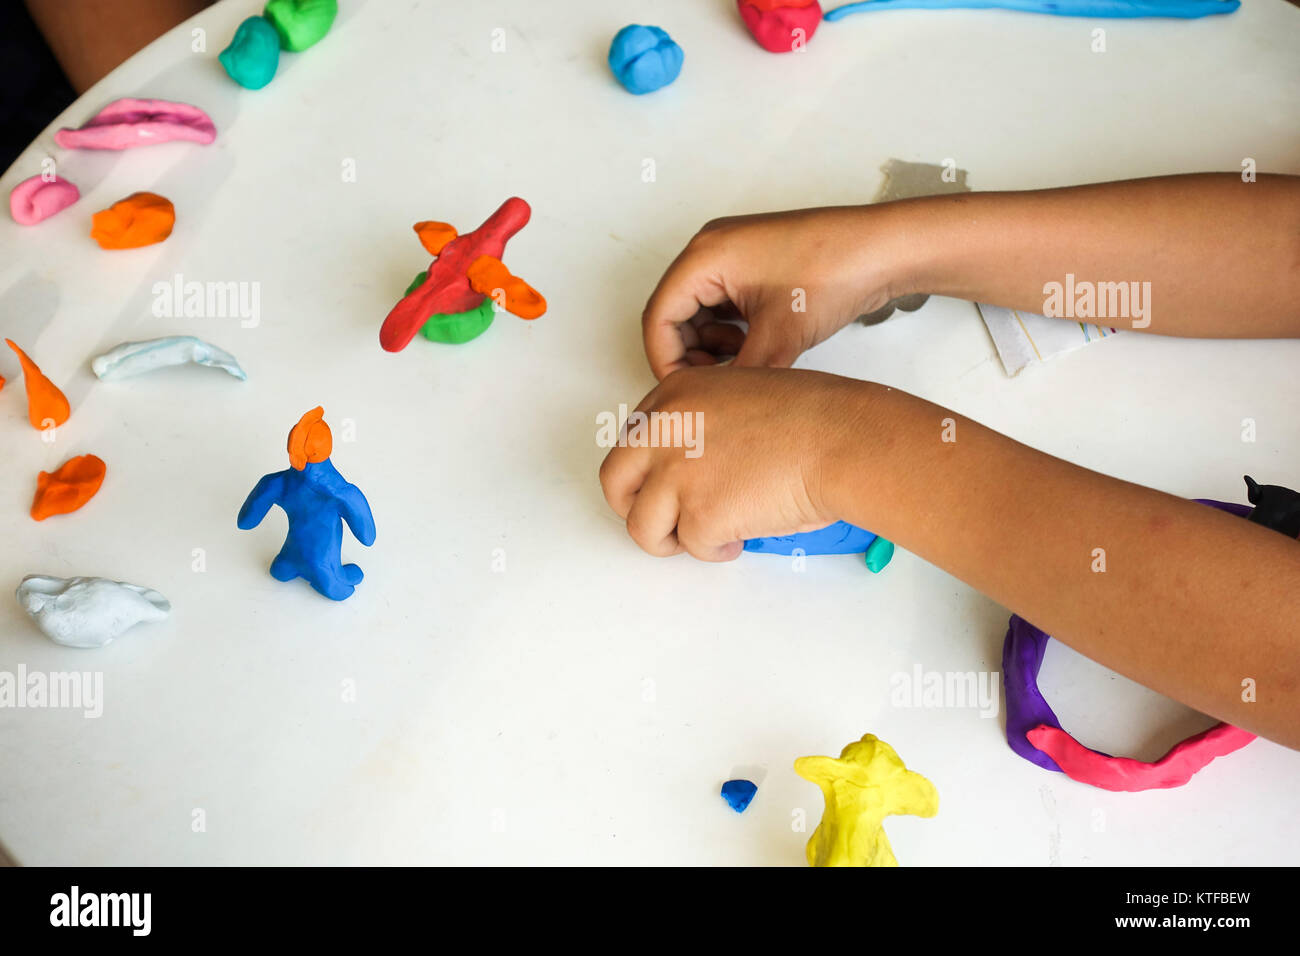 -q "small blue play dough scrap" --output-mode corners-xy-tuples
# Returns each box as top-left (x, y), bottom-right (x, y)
(608, 25), (684, 95)
(721, 779), (758, 813)
(219, 16), (281, 90)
